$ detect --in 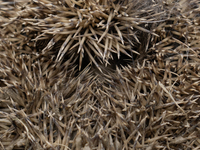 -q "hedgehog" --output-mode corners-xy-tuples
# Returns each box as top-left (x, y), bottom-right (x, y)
(0, 0), (200, 150)
(0, 0), (167, 70)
